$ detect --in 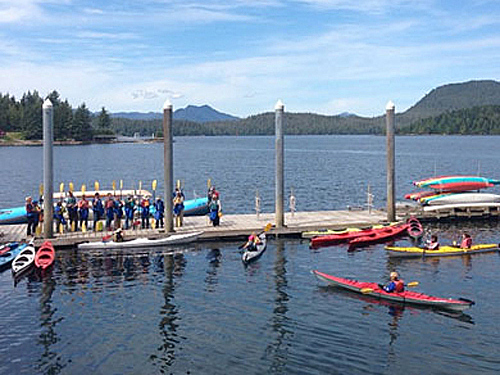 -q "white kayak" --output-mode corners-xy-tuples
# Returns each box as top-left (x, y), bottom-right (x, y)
(425, 193), (500, 206)
(242, 233), (267, 264)
(12, 243), (36, 274)
(77, 231), (203, 250)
